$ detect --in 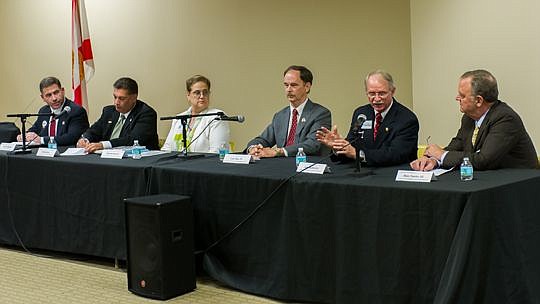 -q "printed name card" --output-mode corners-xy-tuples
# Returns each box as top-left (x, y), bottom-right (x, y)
(223, 154), (252, 164)
(395, 170), (436, 183)
(296, 162), (330, 174)
(100, 149), (125, 159)
(36, 148), (57, 158)
(0, 142), (17, 151)
(61, 148), (88, 156)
